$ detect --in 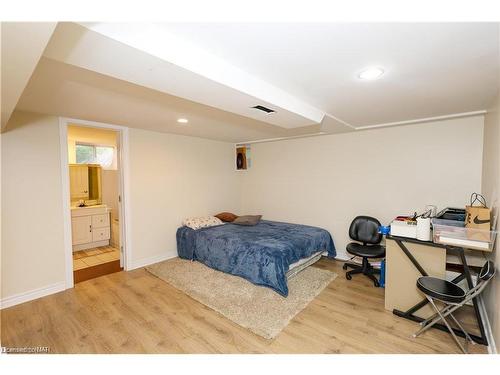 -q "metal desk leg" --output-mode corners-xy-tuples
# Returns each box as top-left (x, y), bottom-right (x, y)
(391, 240), (487, 345)
(454, 247), (488, 345)
(394, 239), (428, 276)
